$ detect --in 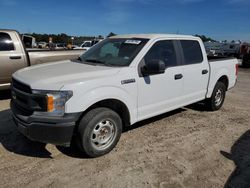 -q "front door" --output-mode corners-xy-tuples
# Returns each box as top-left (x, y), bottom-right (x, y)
(0, 32), (26, 85)
(137, 40), (184, 121)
